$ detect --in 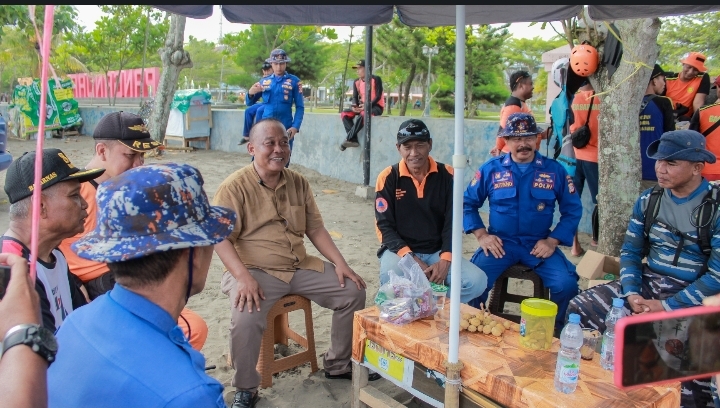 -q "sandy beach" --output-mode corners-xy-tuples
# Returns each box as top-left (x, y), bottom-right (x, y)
(0, 136), (592, 407)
